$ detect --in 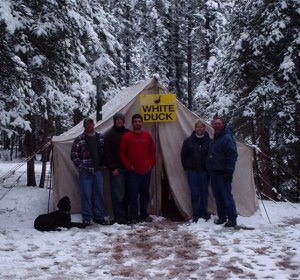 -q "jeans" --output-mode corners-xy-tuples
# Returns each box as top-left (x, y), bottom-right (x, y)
(186, 169), (209, 219)
(211, 173), (237, 221)
(110, 171), (127, 222)
(79, 170), (105, 220)
(127, 170), (151, 220)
